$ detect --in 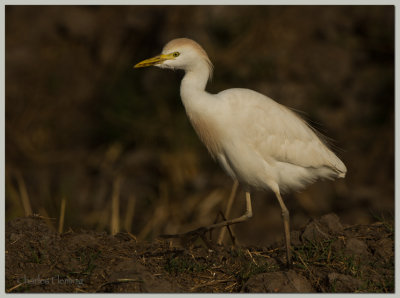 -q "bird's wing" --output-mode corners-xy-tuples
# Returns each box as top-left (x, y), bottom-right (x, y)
(218, 88), (346, 174)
